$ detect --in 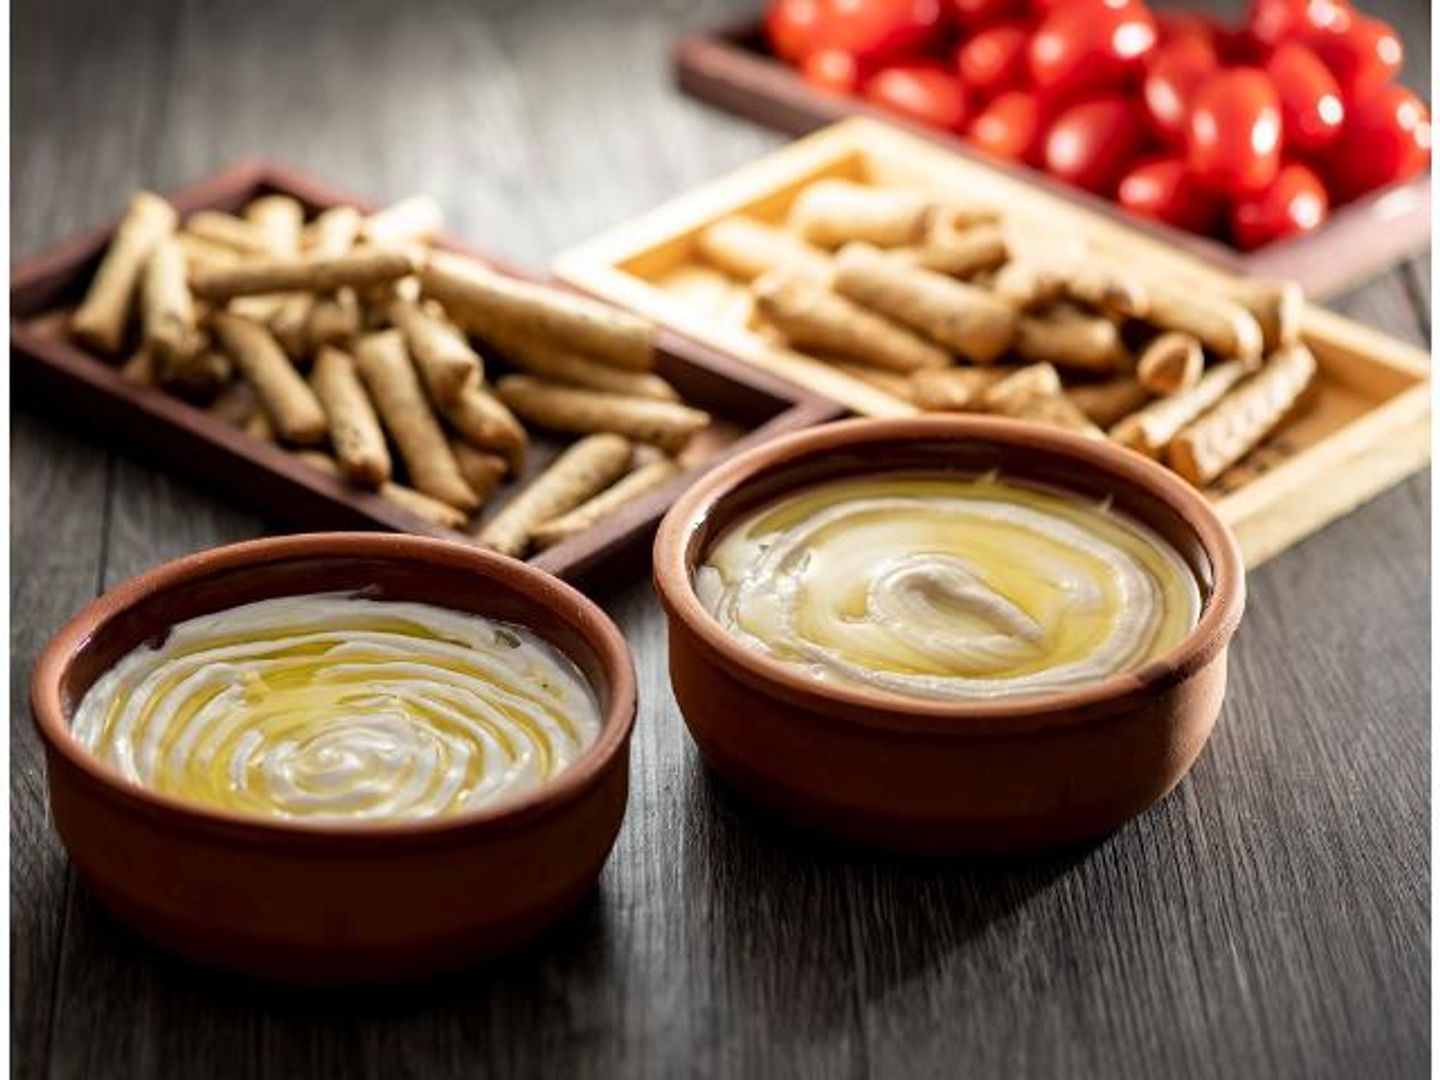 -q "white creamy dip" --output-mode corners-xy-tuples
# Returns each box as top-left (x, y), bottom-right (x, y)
(697, 474), (1201, 701)
(71, 593), (602, 821)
